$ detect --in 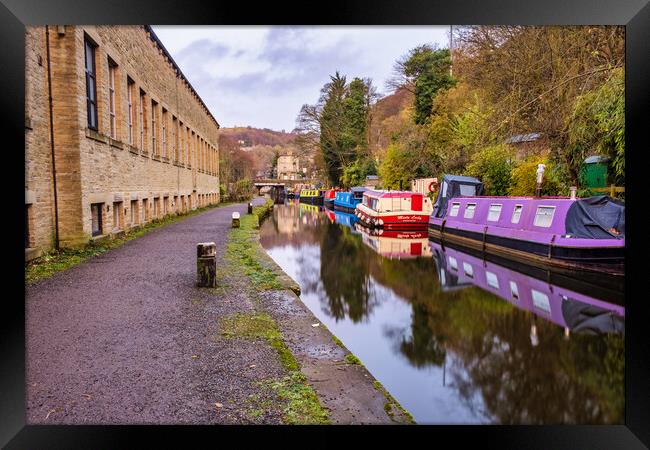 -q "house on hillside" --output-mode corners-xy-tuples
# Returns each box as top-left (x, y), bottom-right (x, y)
(277, 154), (301, 180)
(365, 175), (380, 188)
